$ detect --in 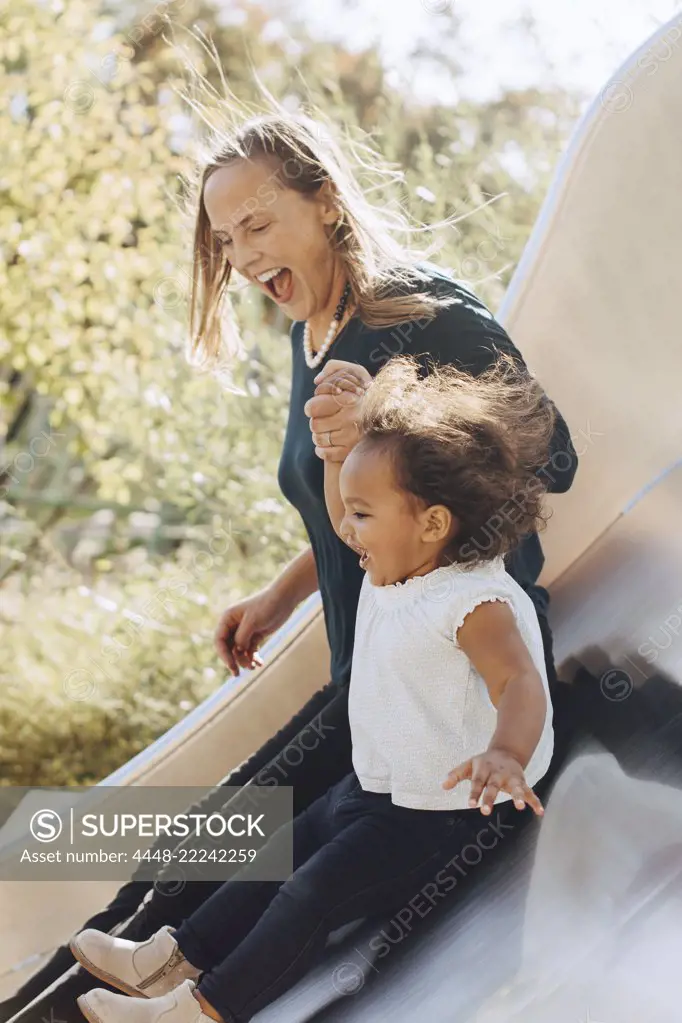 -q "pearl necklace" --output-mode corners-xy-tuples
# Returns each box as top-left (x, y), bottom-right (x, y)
(303, 282), (353, 369)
